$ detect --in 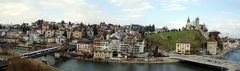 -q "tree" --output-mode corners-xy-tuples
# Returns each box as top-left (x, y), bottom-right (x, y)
(152, 24), (155, 32)
(93, 25), (98, 36)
